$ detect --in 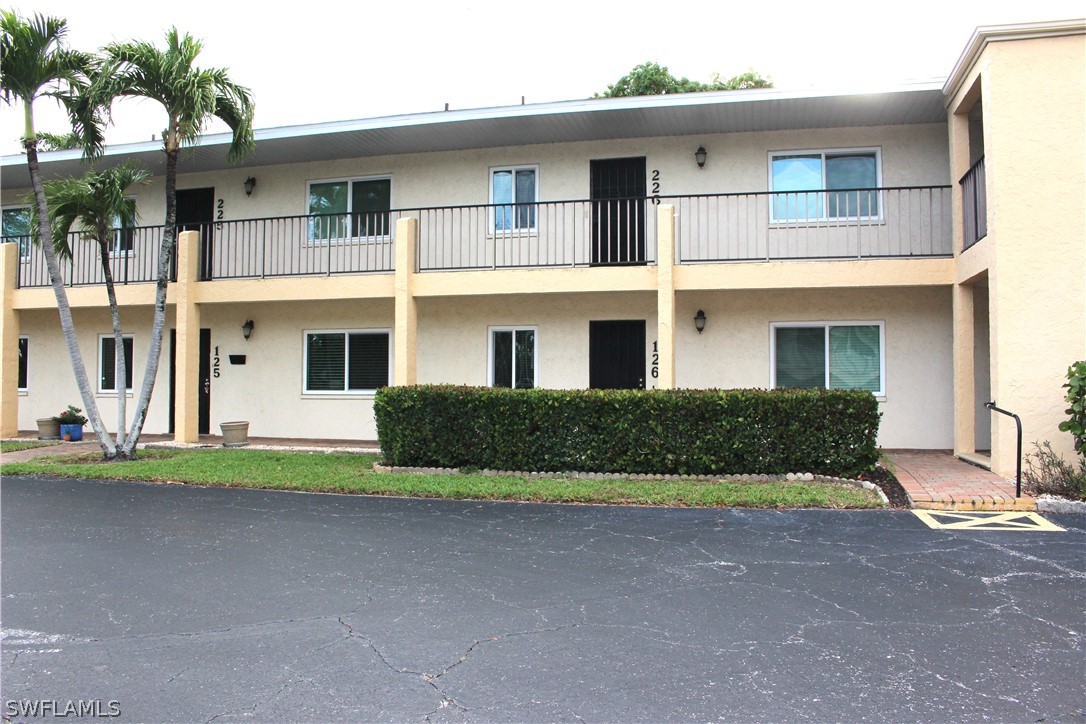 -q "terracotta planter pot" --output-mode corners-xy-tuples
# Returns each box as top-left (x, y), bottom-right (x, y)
(220, 421), (250, 448)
